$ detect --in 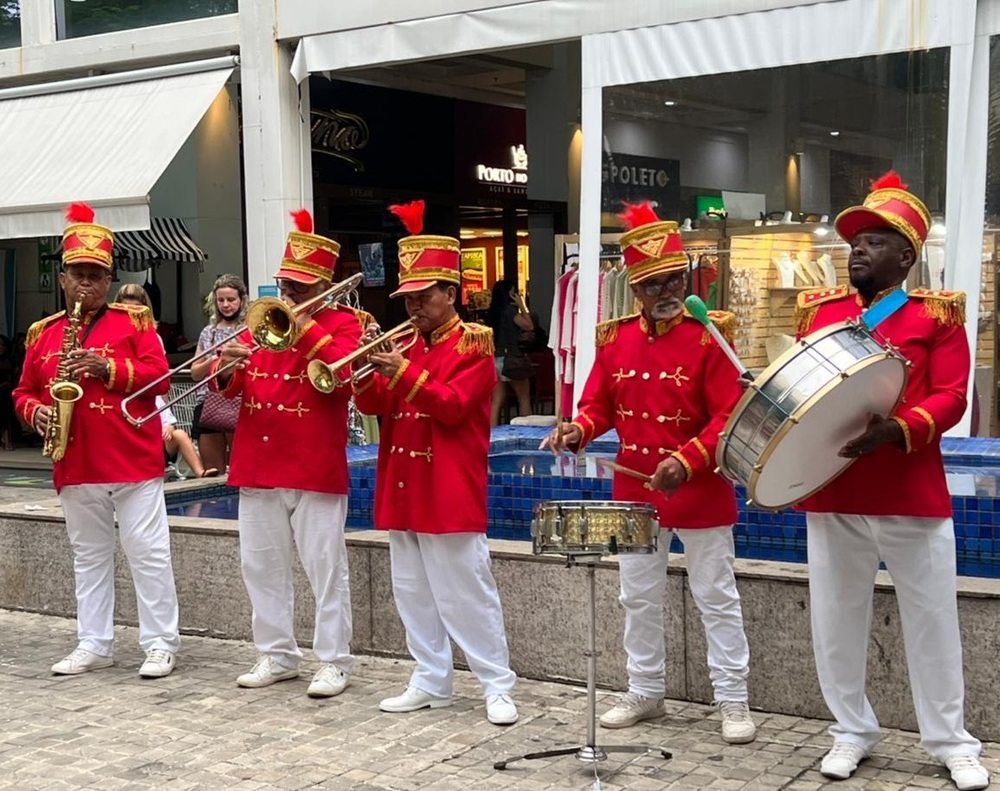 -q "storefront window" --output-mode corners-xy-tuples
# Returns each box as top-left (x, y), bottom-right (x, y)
(57, 0), (236, 40)
(978, 38), (1000, 436)
(600, 49), (949, 373)
(0, 1), (20, 49)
